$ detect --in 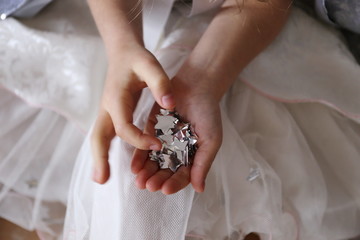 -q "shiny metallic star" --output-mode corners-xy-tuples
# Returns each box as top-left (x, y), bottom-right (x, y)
(160, 154), (182, 172)
(173, 137), (188, 151)
(155, 115), (178, 134)
(159, 135), (174, 145)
